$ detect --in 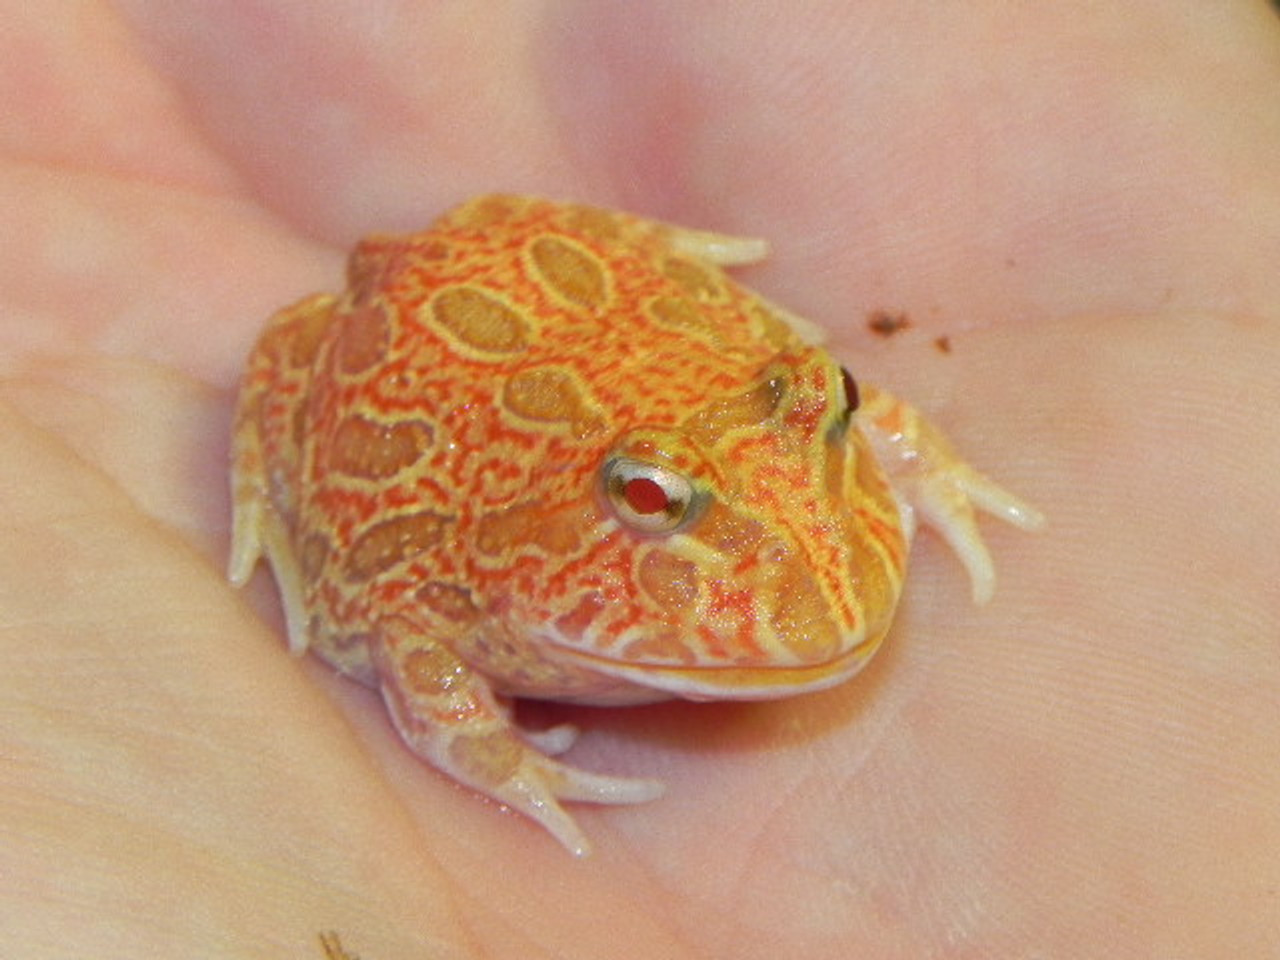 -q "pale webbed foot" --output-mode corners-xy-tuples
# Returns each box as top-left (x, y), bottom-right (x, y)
(371, 619), (663, 856)
(857, 385), (1045, 604)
